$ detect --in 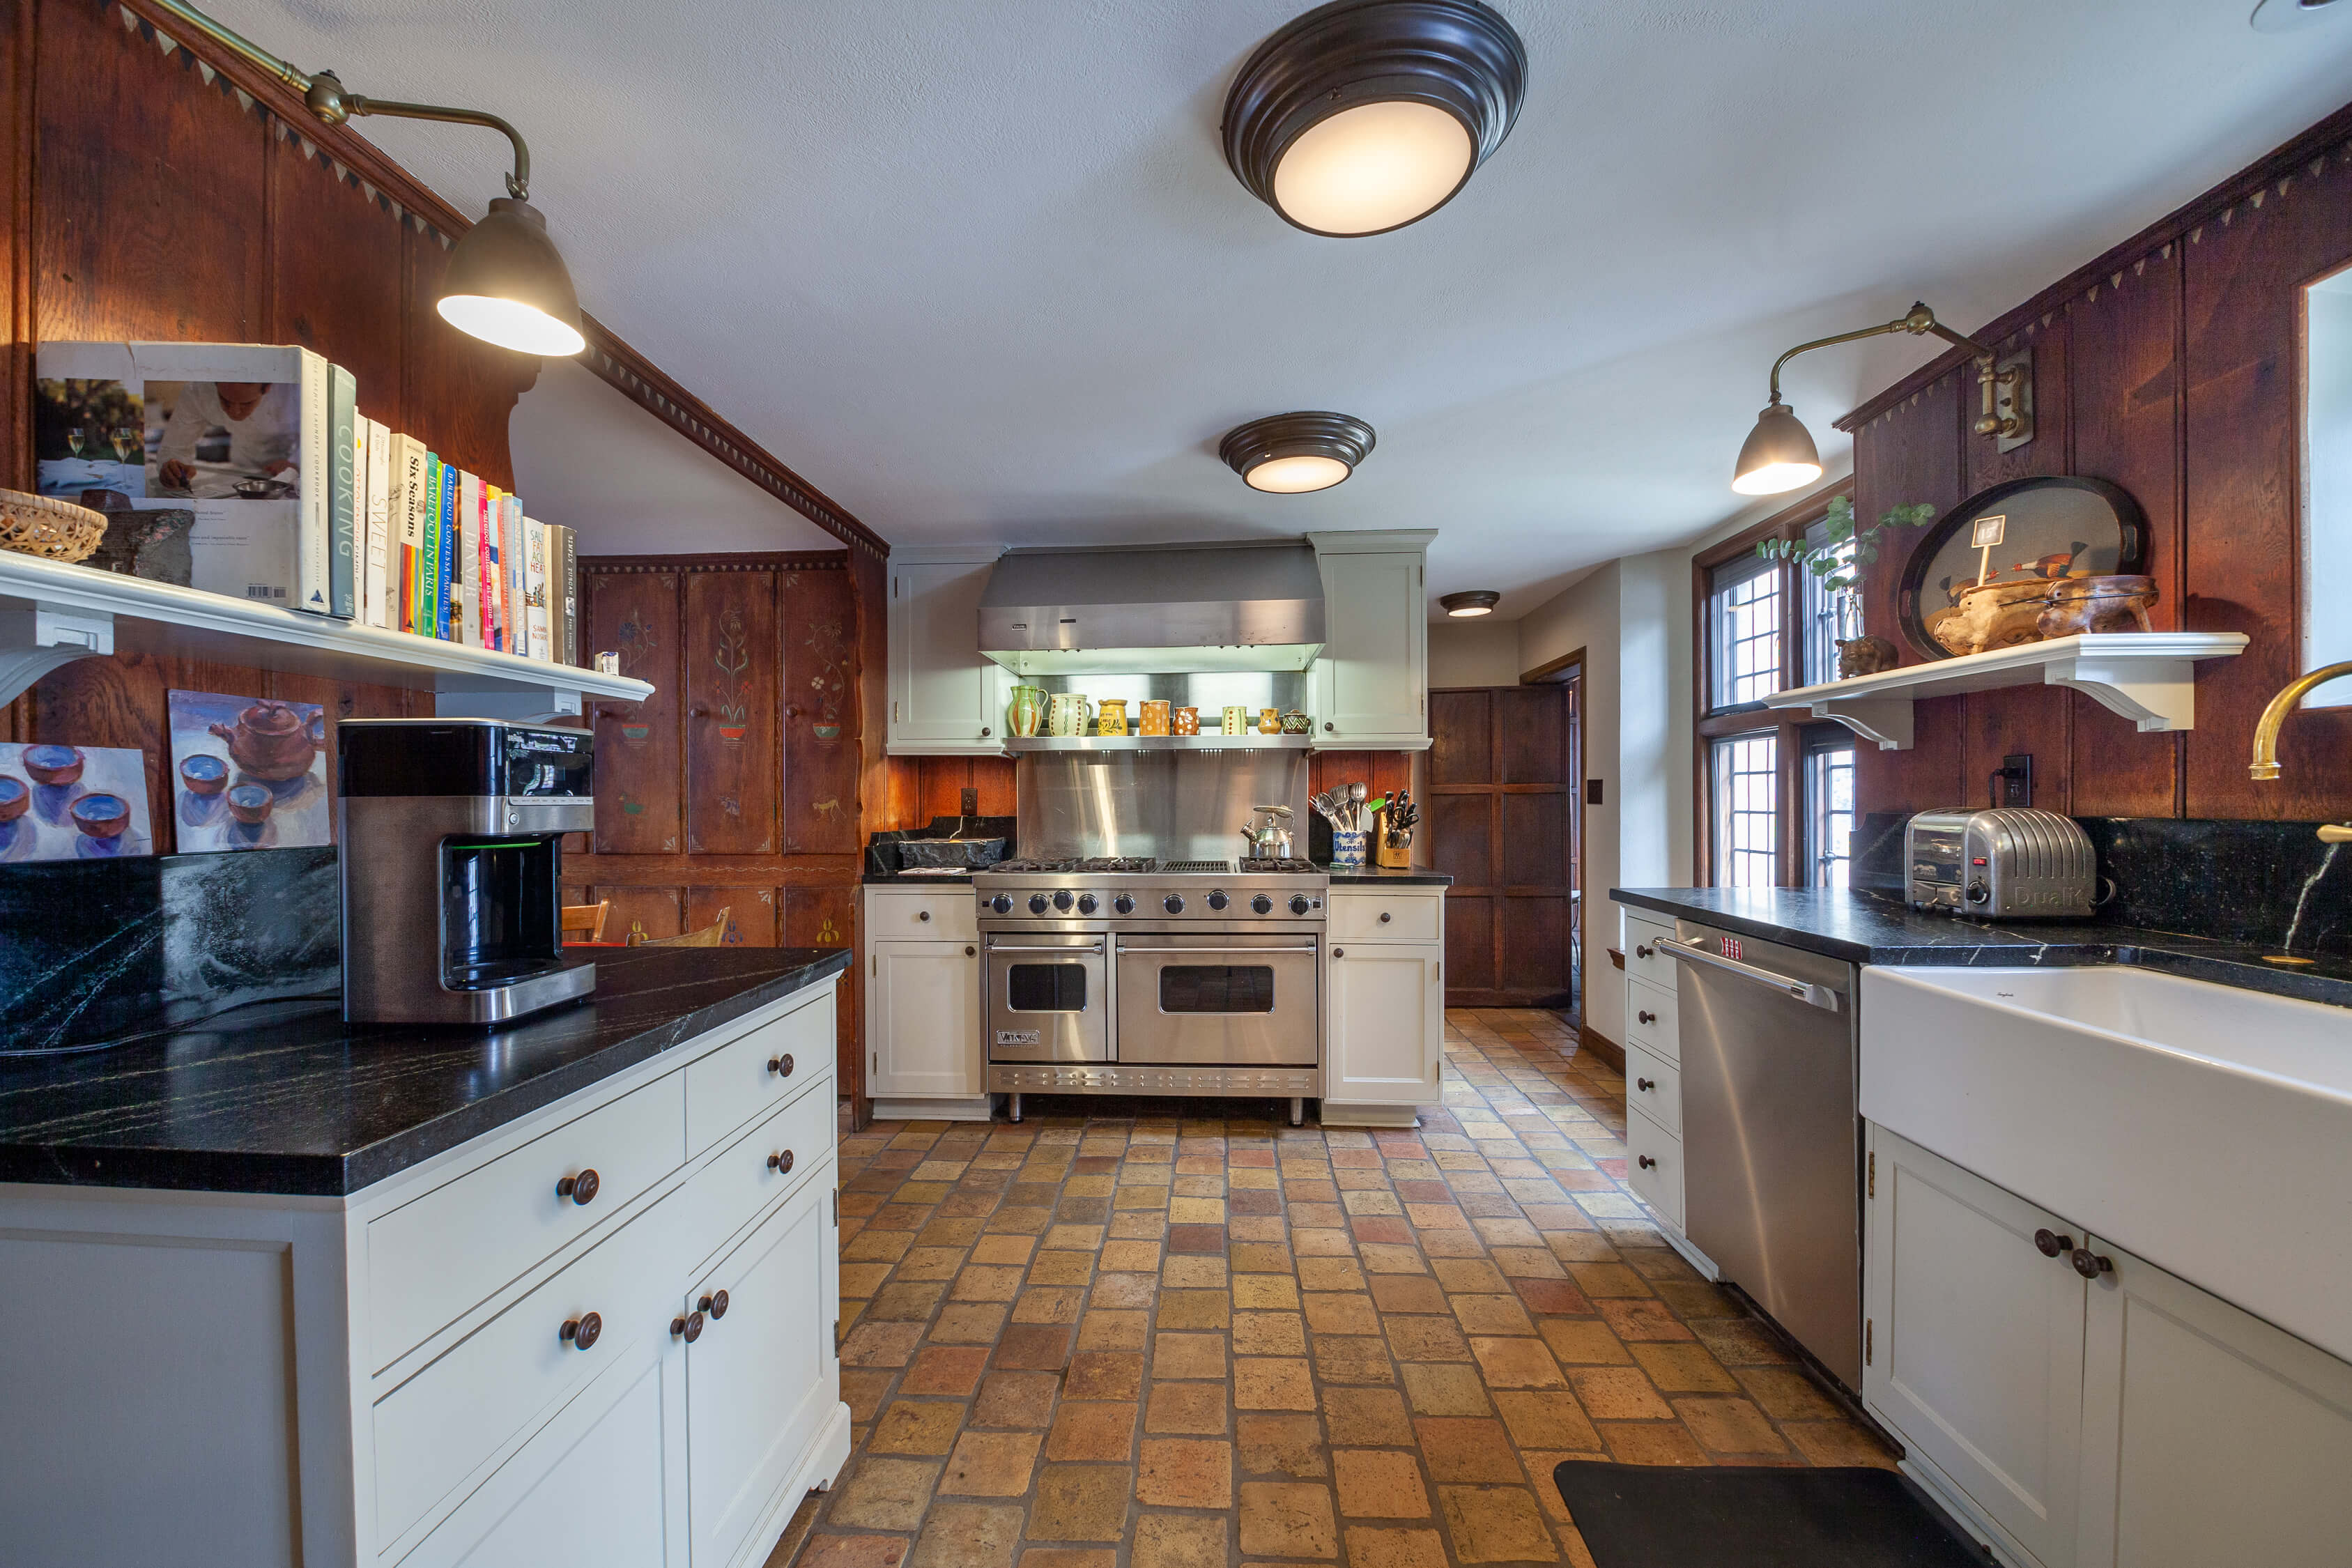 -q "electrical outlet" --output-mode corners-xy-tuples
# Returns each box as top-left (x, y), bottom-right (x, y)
(961, 787), (978, 816)
(1999, 753), (2033, 807)
(1585, 778), (1605, 806)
